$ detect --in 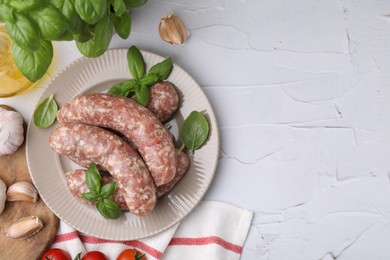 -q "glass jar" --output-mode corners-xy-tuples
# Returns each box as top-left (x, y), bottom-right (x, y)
(0, 23), (40, 97)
